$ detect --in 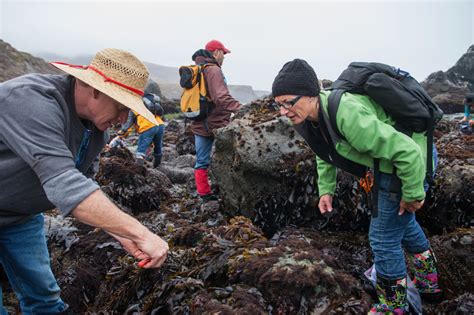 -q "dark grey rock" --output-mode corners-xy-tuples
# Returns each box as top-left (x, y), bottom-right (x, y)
(422, 45), (474, 113)
(212, 115), (309, 218)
